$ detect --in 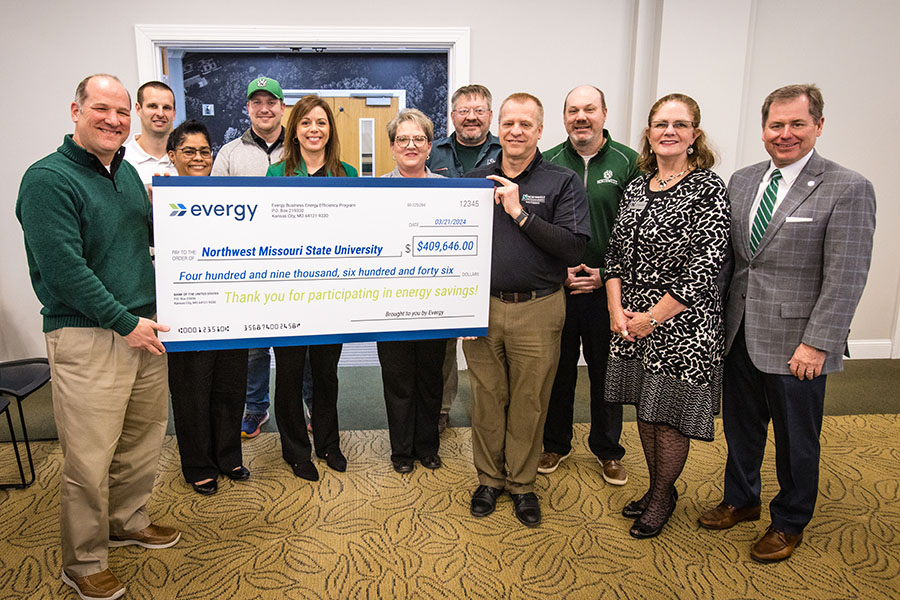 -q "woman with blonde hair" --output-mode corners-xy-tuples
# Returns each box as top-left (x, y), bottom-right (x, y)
(376, 108), (447, 473)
